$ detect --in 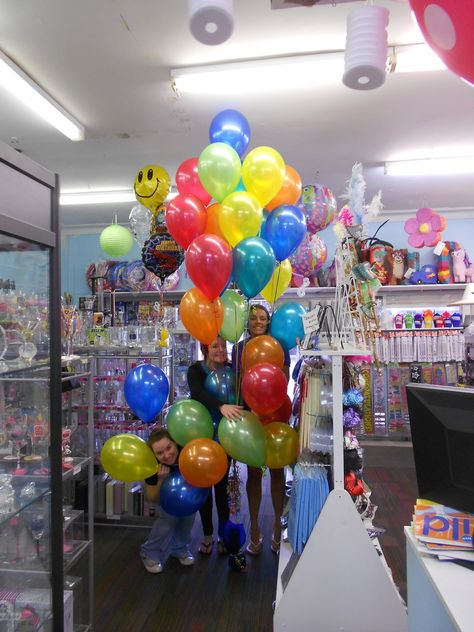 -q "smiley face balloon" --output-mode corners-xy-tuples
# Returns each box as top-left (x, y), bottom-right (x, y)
(134, 164), (171, 211)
